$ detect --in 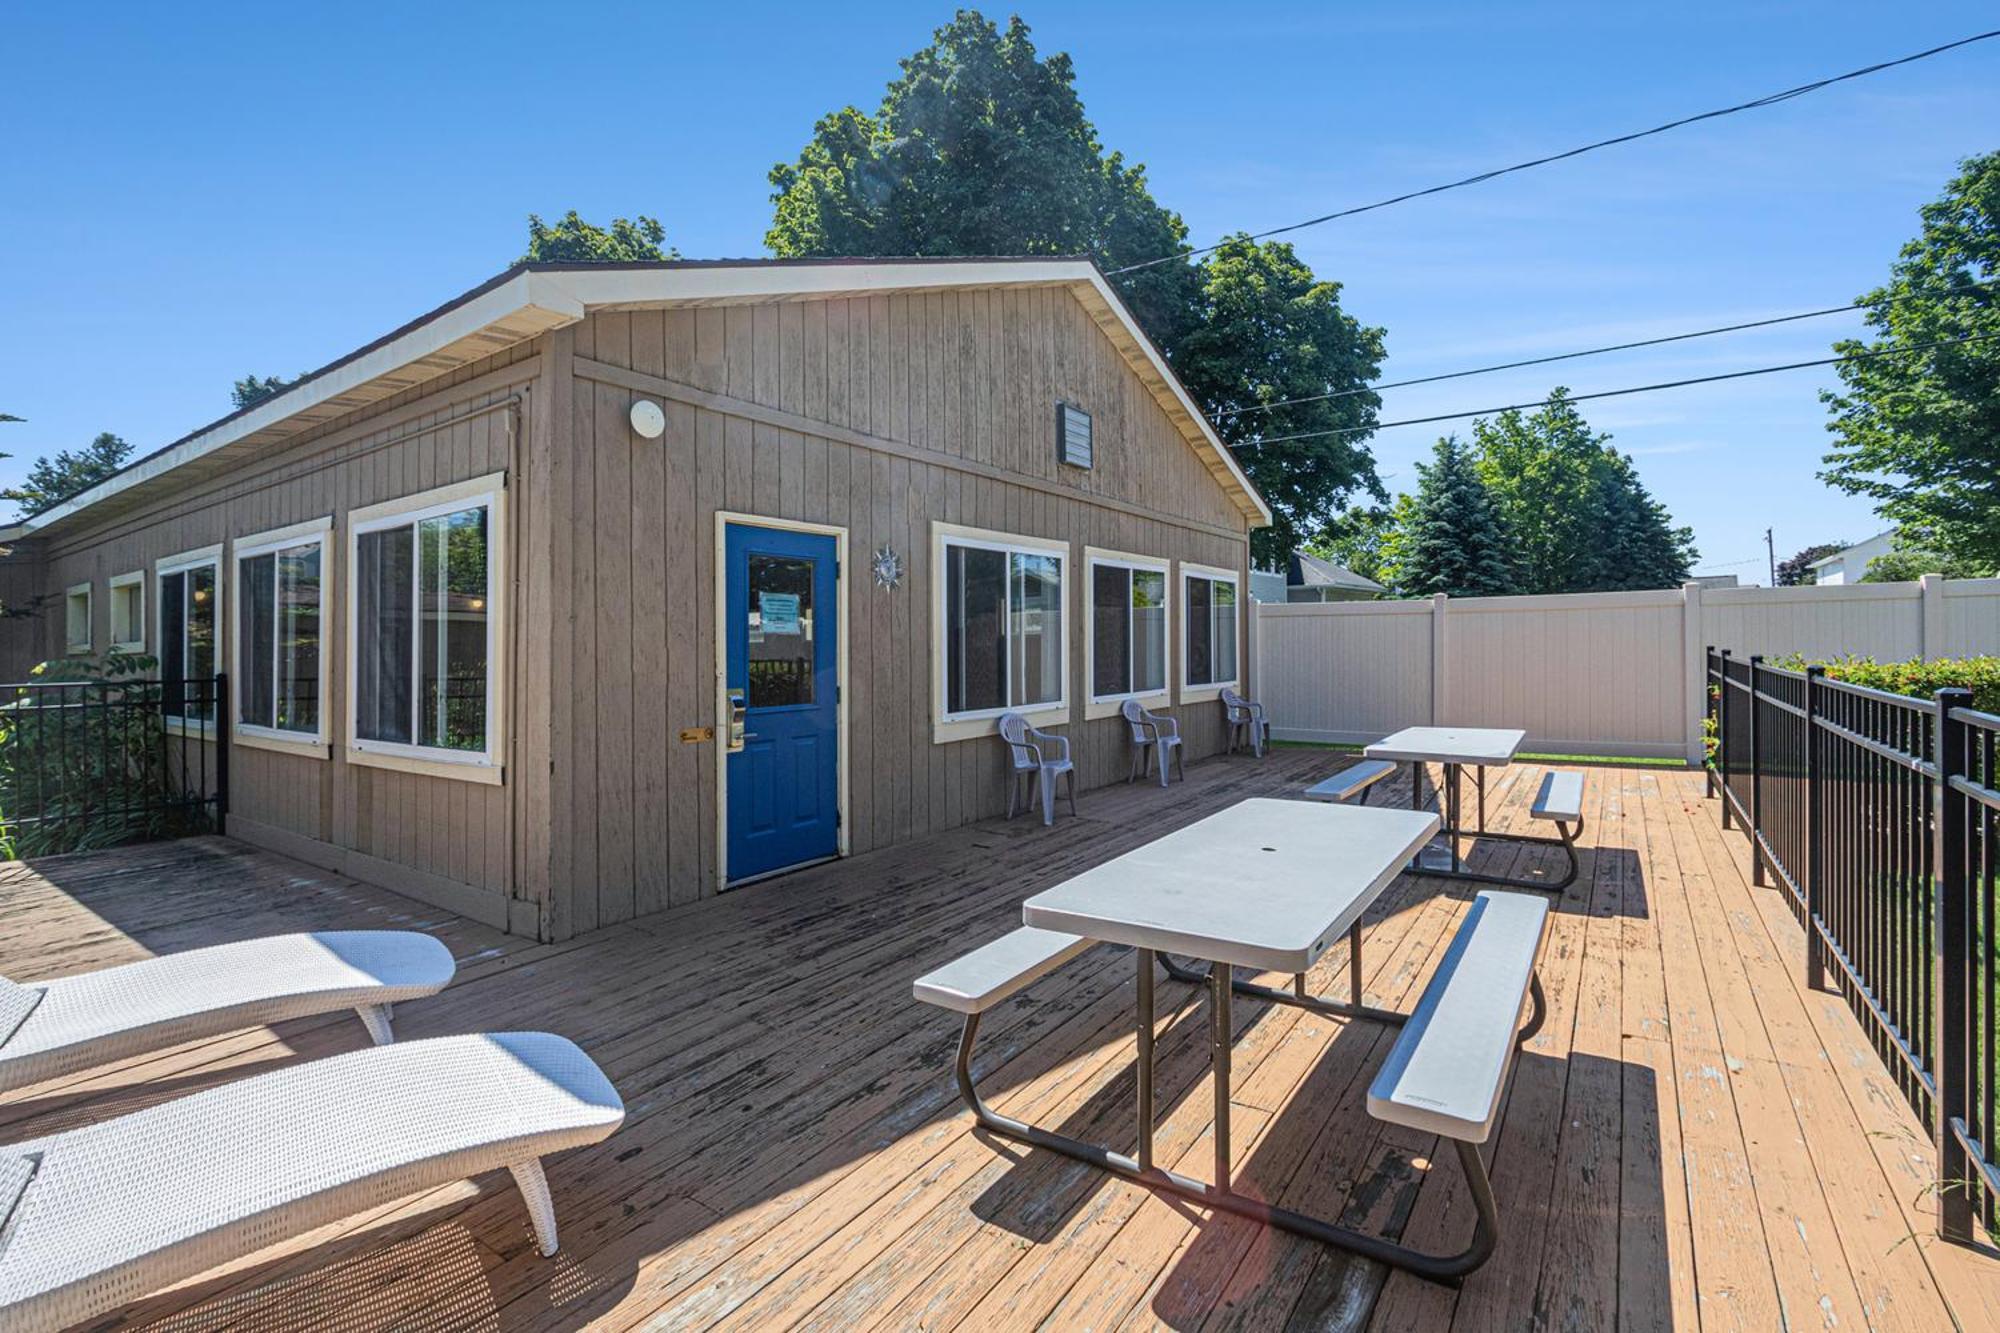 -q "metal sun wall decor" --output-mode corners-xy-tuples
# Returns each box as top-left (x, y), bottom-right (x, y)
(872, 545), (903, 590)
